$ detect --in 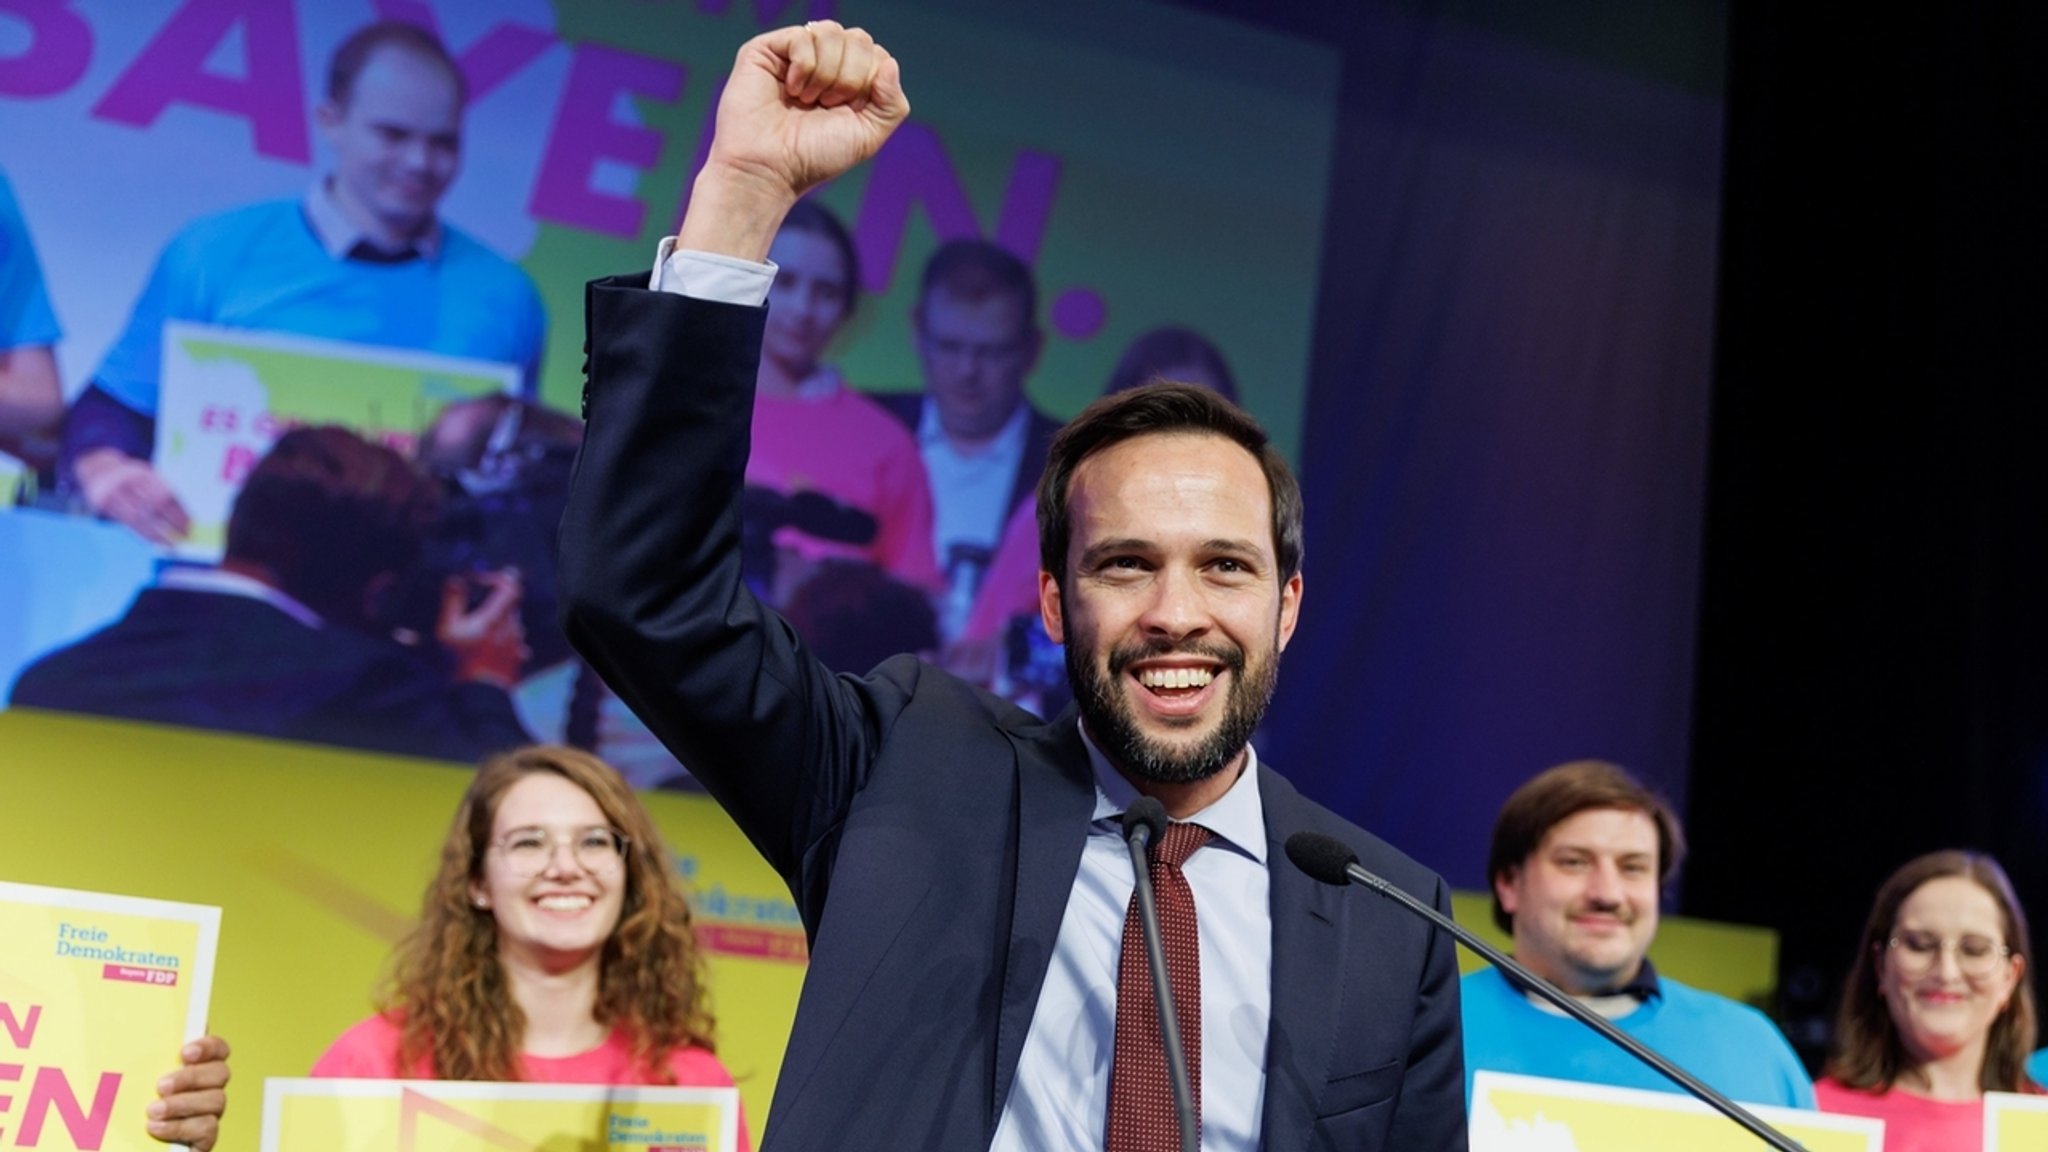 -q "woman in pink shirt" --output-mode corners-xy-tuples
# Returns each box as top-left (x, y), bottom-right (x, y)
(746, 199), (940, 603)
(1814, 850), (2040, 1152)
(313, 745), (747, 1142)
